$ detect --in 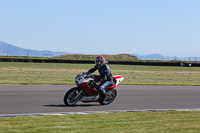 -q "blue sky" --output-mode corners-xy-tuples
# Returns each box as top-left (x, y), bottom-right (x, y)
(0, 0), (200, 57)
